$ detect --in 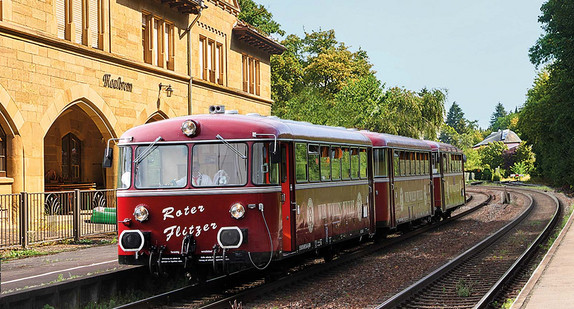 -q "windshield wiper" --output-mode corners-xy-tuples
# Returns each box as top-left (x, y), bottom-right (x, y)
(216, 134), (247, 159)
(133, 136), (163, 165)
